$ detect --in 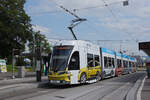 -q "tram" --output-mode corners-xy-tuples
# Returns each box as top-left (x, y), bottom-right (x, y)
(48, 40), (137, 85)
